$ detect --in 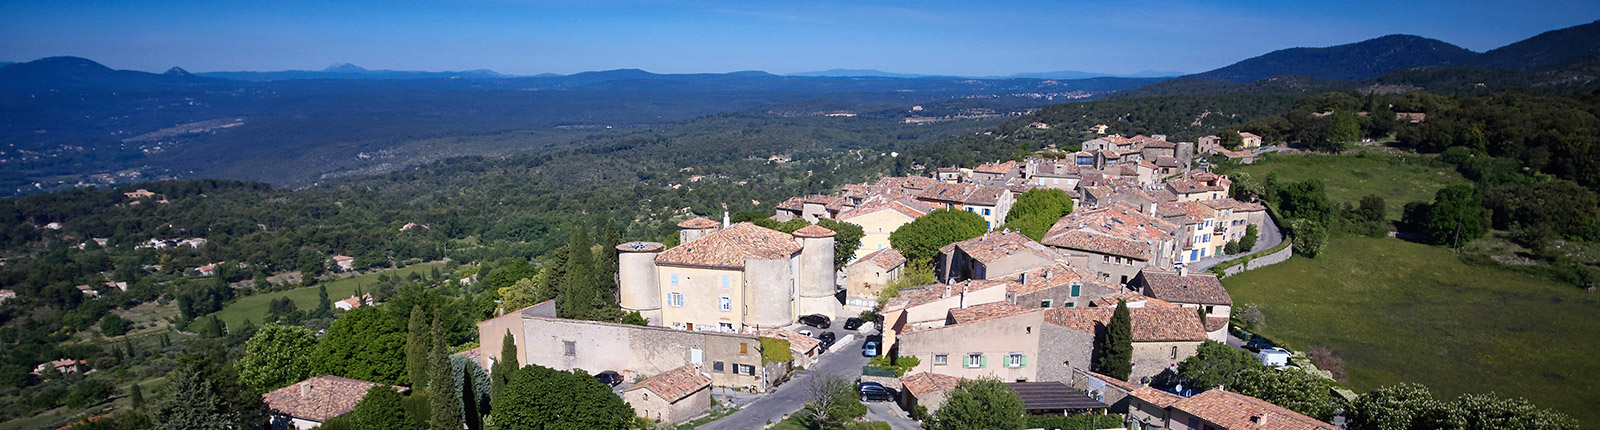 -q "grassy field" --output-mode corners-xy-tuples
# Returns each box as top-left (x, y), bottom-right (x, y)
(209, 262), (444, 329)
(1223, 150), (1469, 219)
(1223, 236), (1600, 426)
